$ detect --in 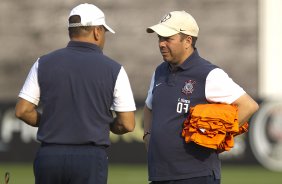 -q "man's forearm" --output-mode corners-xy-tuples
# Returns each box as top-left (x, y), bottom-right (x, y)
(15, 99), (41, 127)
(143, 105), (152, 151)
(110, 111), (135, 135)
(233, 94), (259, 126)
(110, 117), (131, 135)
(18, 109), (41, 127)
